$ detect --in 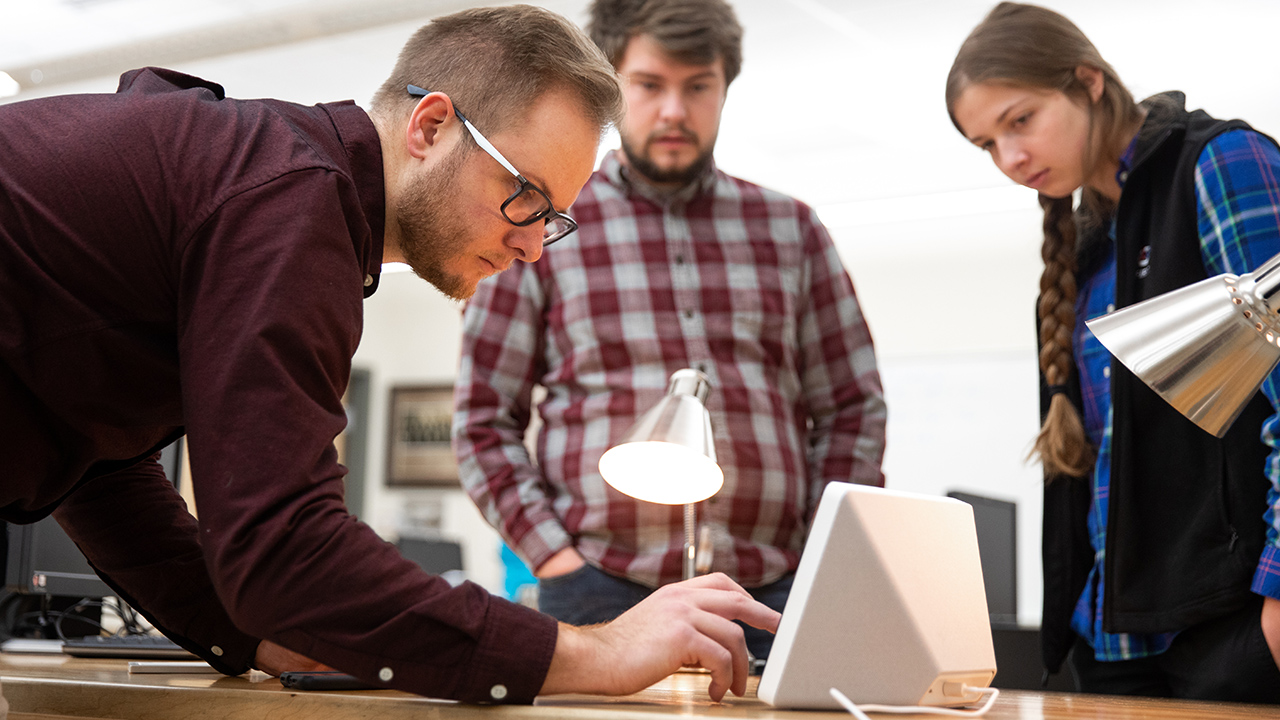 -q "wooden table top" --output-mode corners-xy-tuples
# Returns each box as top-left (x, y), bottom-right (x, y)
(1, 652), (1277, 720)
